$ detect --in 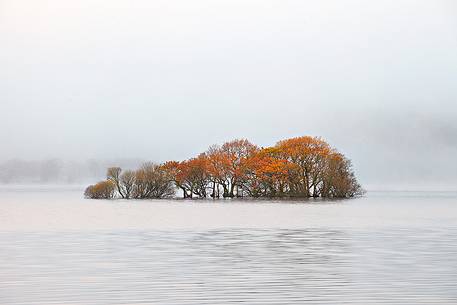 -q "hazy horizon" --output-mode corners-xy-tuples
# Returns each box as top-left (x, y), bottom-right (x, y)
(1, 0), (457, 190)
